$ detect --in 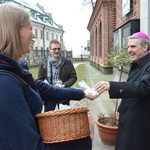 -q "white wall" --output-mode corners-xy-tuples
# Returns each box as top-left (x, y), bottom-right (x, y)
(140, 0), (150, 37)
